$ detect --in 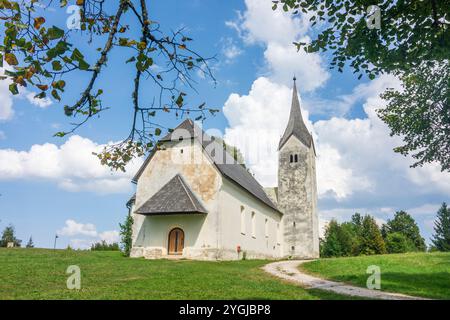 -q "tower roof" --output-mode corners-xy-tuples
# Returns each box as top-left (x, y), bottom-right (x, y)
(278, 78), (312, 150)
